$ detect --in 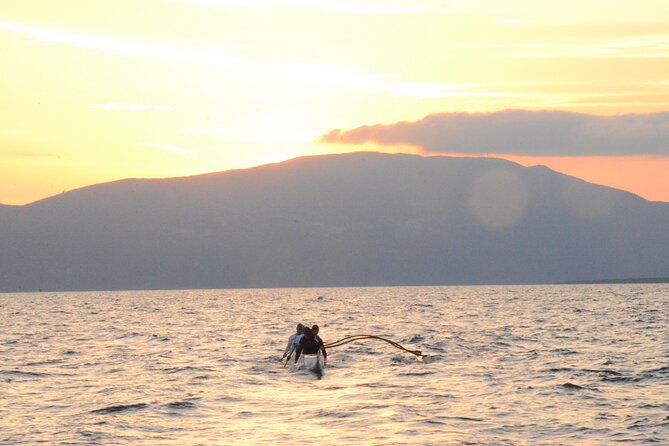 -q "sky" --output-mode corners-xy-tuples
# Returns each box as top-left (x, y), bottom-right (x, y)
(2, 0), (669, 204)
